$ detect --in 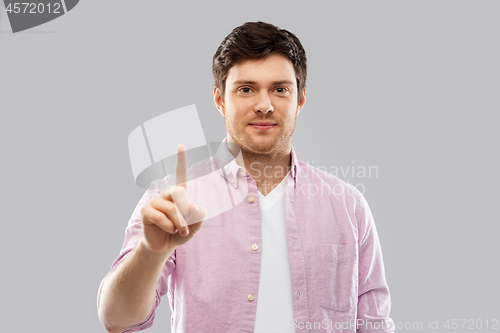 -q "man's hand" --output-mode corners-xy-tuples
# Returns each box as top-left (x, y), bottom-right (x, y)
(98, 145), (205, 333)
(140, 144), (207, 254)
